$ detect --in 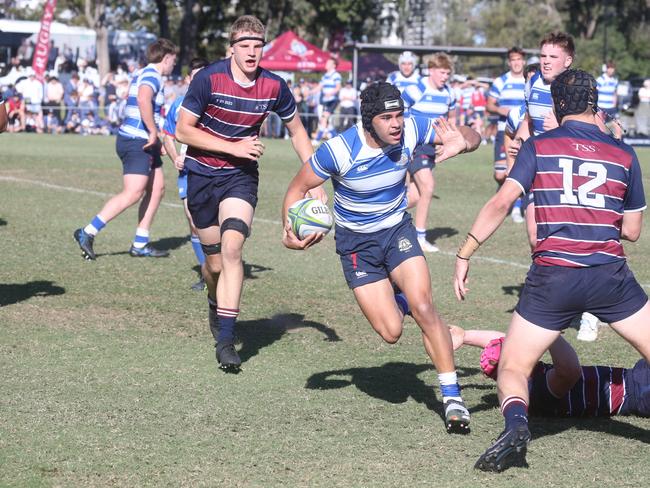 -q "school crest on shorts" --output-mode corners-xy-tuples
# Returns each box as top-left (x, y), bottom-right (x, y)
(398, 237), (413, 252)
